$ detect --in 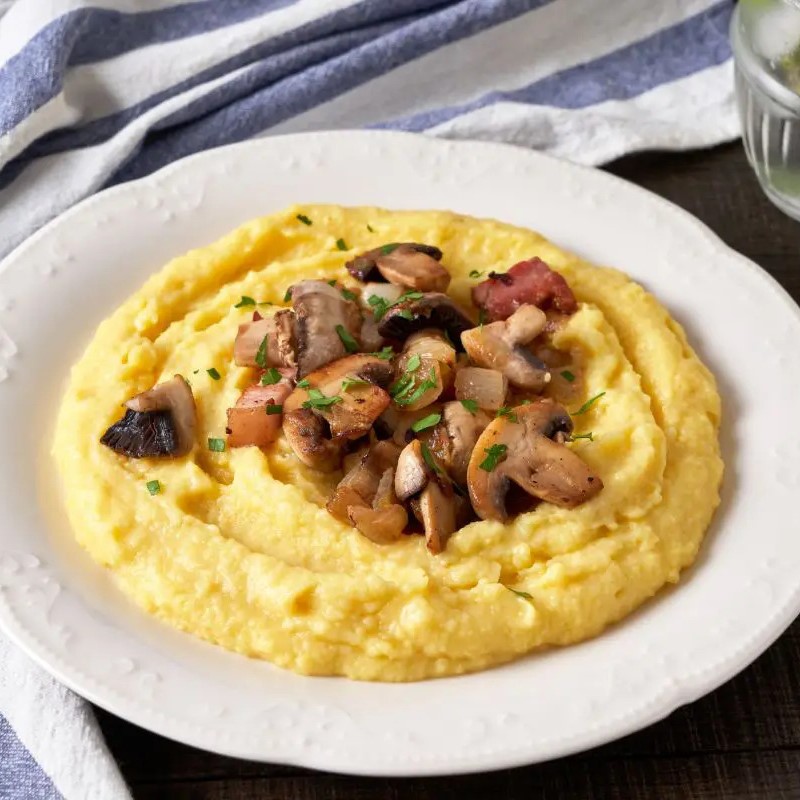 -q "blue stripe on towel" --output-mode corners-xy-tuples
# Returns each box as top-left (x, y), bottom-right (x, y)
(0, 714), (62, 800)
